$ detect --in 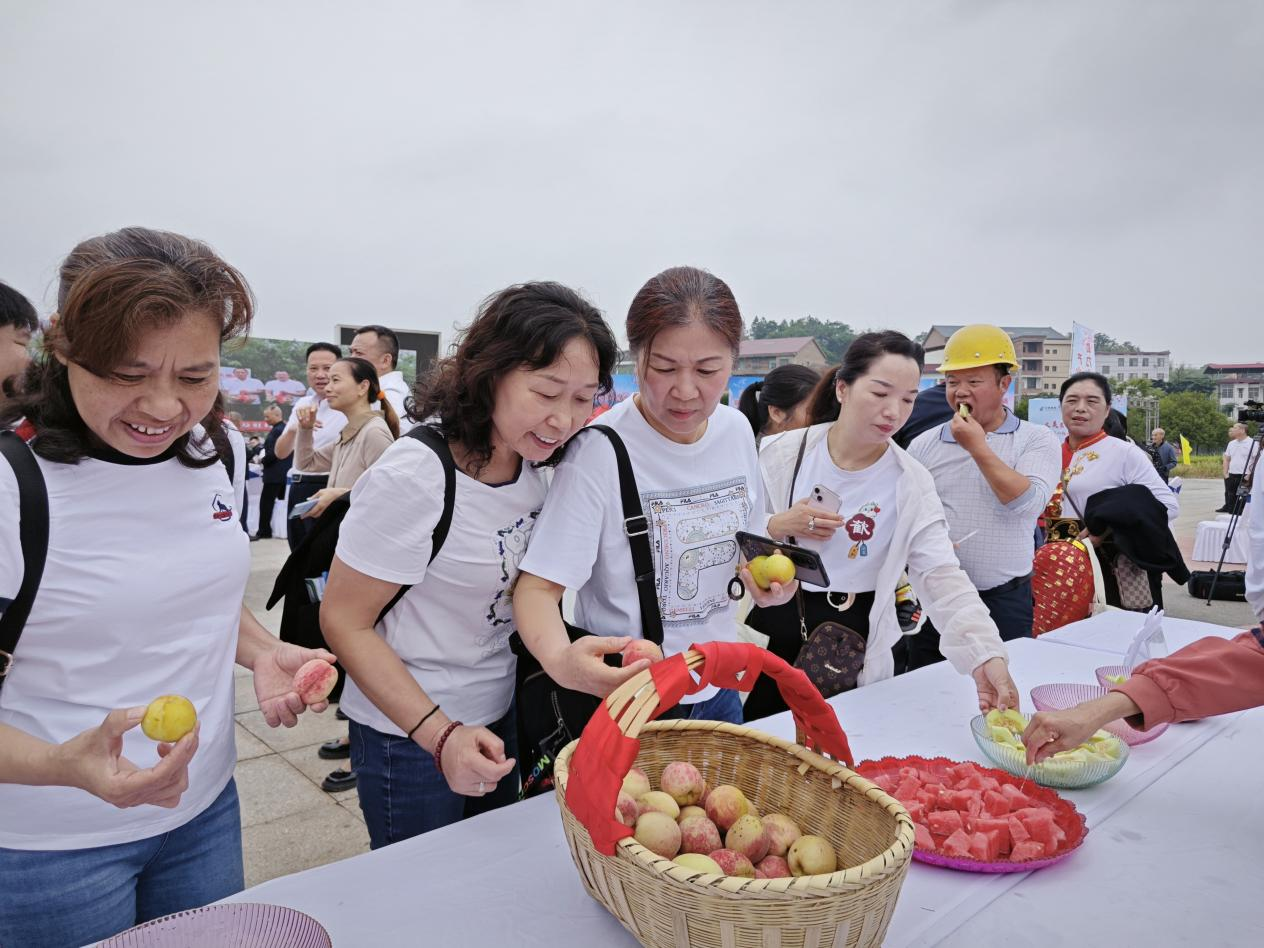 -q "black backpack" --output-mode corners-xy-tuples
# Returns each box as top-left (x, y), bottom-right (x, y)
(0, 431), (49, 695)
(266, 425), (456, 702)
